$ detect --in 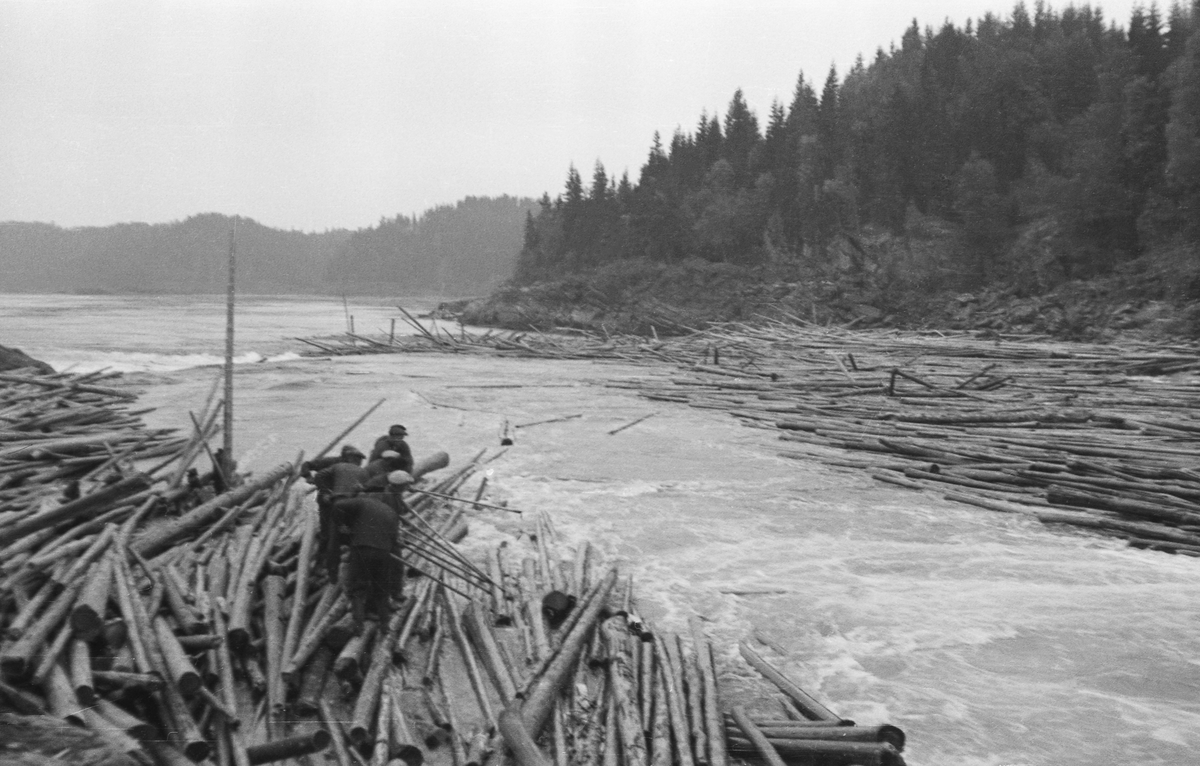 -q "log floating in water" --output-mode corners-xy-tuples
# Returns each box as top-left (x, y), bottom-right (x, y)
(2, 365), (926, 766)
